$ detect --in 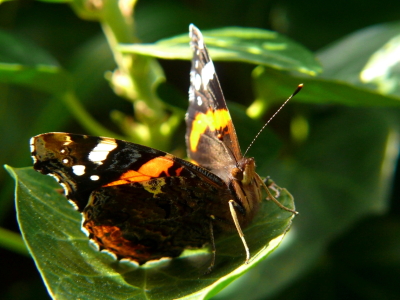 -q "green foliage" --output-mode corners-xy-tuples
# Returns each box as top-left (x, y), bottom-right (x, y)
(7, 166), (294, 300)
(120, 26), (322, 76)
(0, 1), (399, 300)
(0, 30), (72, 94)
